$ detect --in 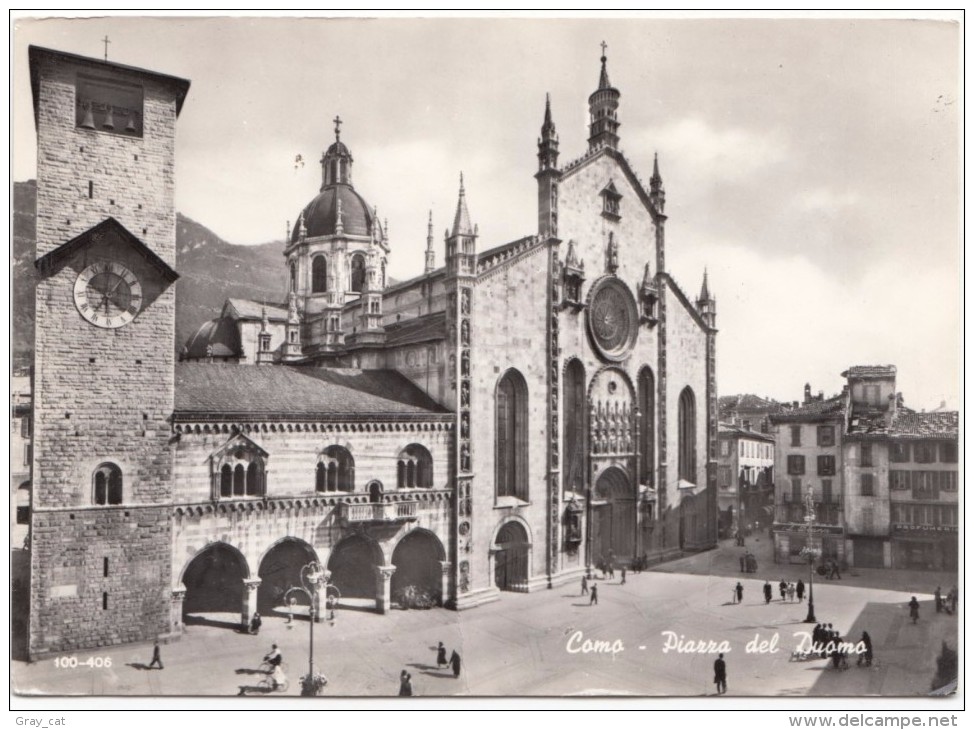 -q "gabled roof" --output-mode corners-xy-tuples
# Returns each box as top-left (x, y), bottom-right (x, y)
(174, 363), (449, 420)
(34, 217), (178, 283)
(718, 423), (775, 442)
(842, 365), (896, 379)
(719, 394), (784, 413)
(384, 311), (446, 347)
(561, 147), (659, 222)
(661, 272), (712, 333)
(29, 45), (191, 120)
(224, 299), (289, 322)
